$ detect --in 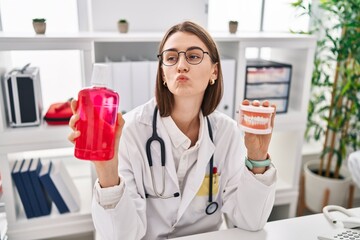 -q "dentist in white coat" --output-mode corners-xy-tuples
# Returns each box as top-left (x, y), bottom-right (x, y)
(69, 21), (277, 240)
